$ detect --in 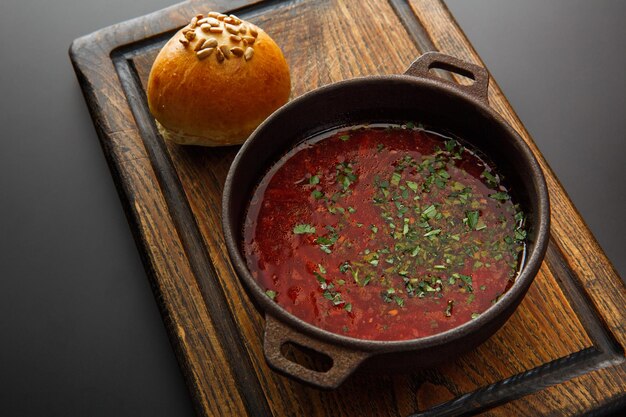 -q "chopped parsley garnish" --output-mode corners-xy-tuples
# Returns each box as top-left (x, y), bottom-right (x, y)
(406, 181), (419, 192)
(316, 231), (339, 253)
(482, 170), (498, 186)
(311, 190), (324, 199)
(339, 134), (350, 141)
(422, 204), (438, 219)
(465, 210), (479, 230)
(490, 192), (510, 201)
(265, 290), (277, 300)
(293, 224), (315, 234)
(423, 229), (441, 237)
(457, 274), (473, 292)
(394, 296), (405, 307)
